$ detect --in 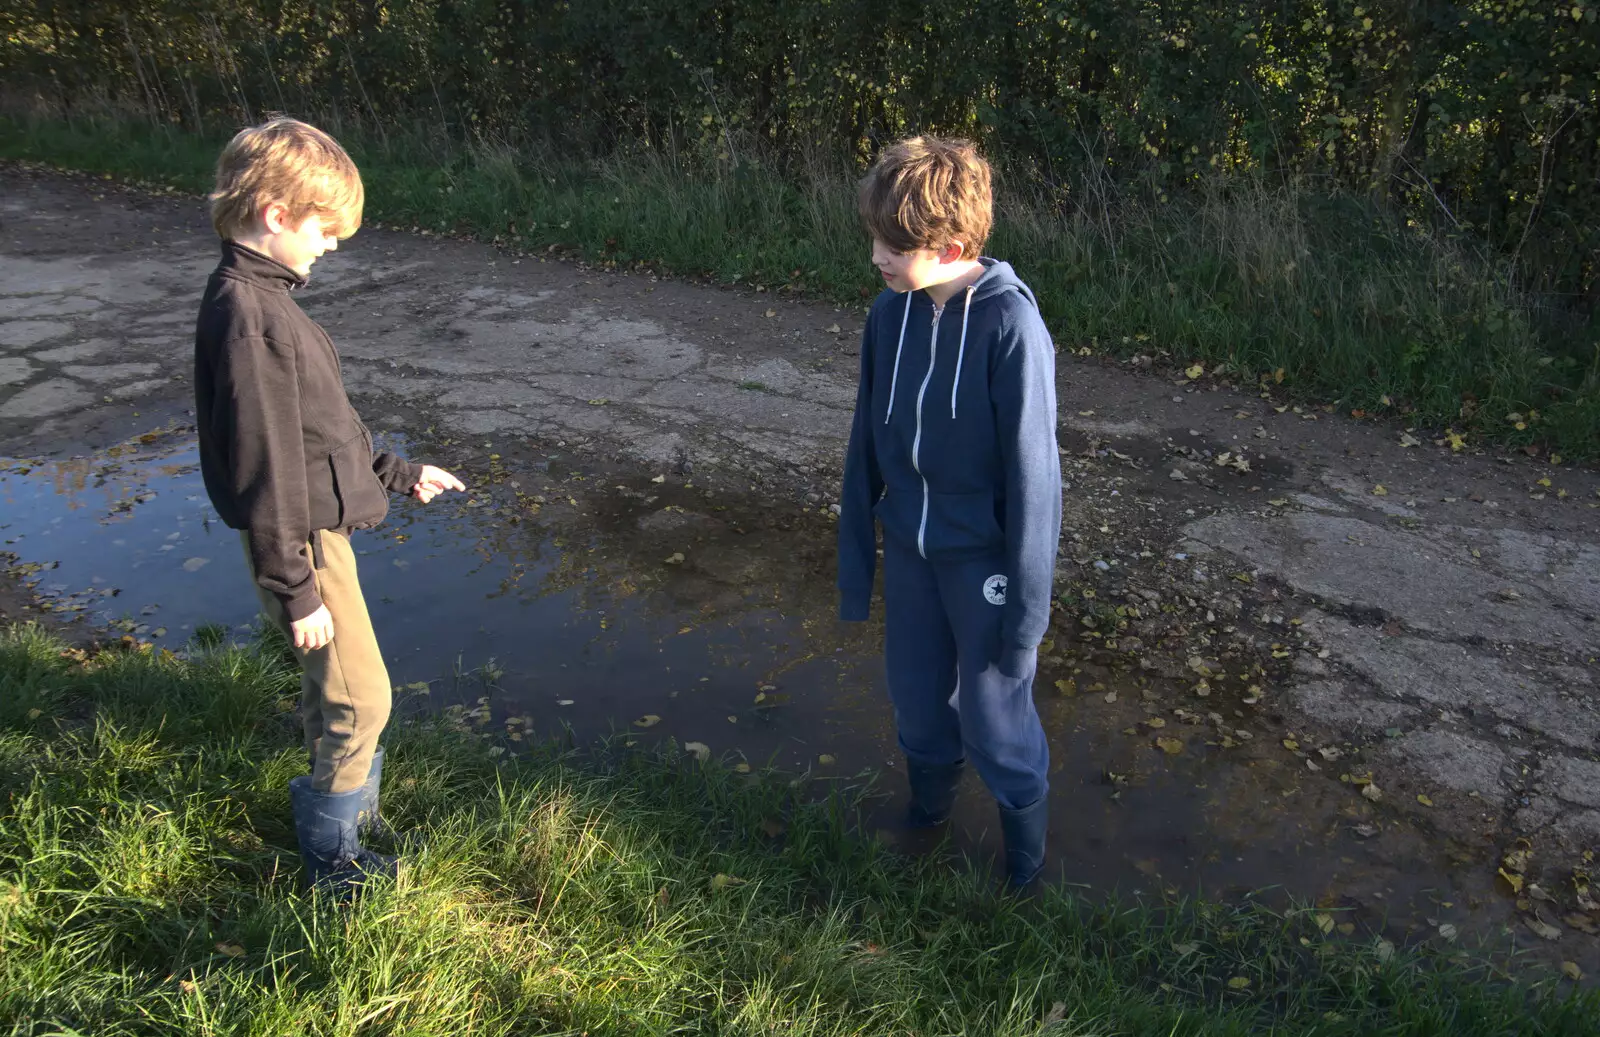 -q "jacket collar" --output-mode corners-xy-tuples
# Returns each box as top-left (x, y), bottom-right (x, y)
(217, 240), (307, 291)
